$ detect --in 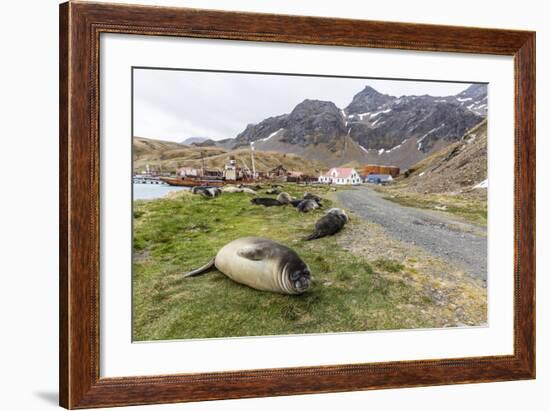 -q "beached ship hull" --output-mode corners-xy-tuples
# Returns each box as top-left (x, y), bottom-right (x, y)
(160, 177), (226, 187)
(160, 177), (264, 187)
